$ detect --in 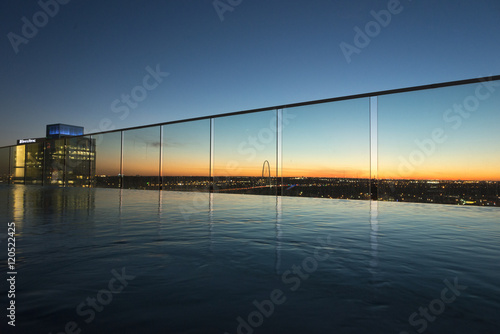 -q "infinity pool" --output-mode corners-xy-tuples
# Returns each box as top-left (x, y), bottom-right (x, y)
(1, 185), (499, 333)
